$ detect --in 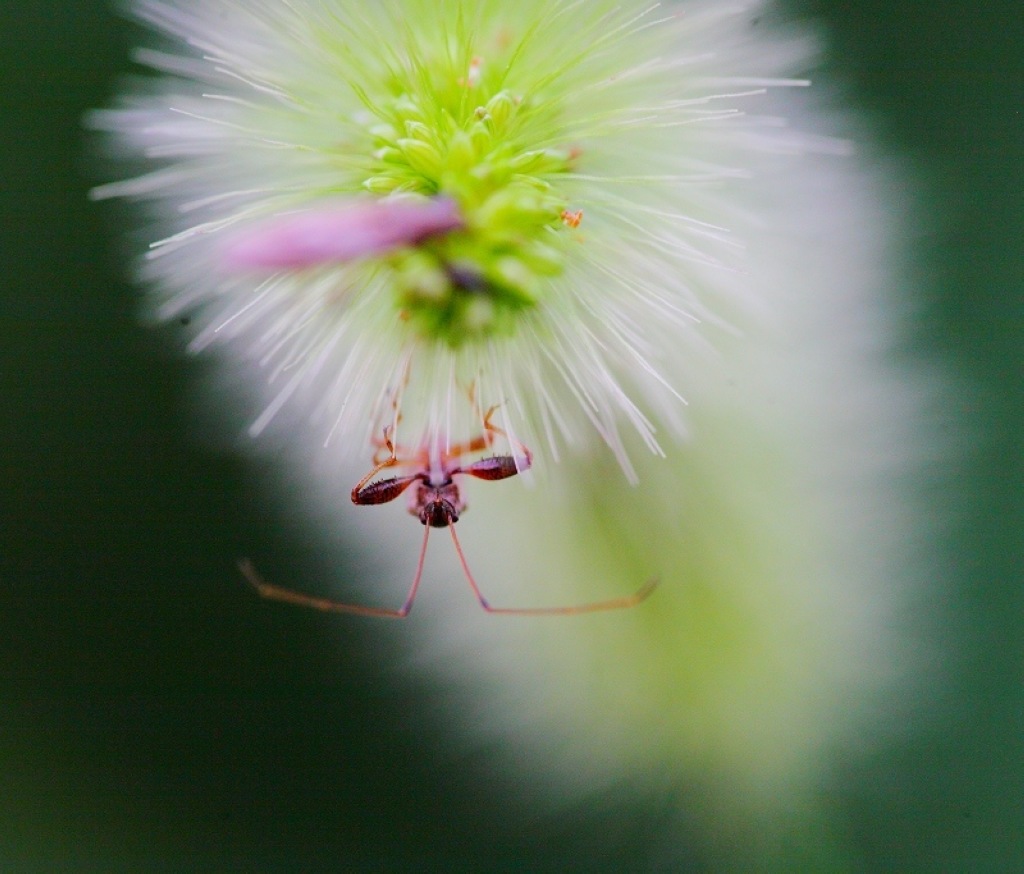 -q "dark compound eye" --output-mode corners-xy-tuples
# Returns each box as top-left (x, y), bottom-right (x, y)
(422, 500), (457, 528)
